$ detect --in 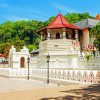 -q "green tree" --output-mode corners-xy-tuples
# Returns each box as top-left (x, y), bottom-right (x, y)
(0, 44), (5, 53)
(4, 42), (12, 58)
(27, 44), (37, 52)
(13, 37), (25, 51)
(64, 12), (94, 23)
(0, 21), (14, 43)
(91, 22), (100, 51)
